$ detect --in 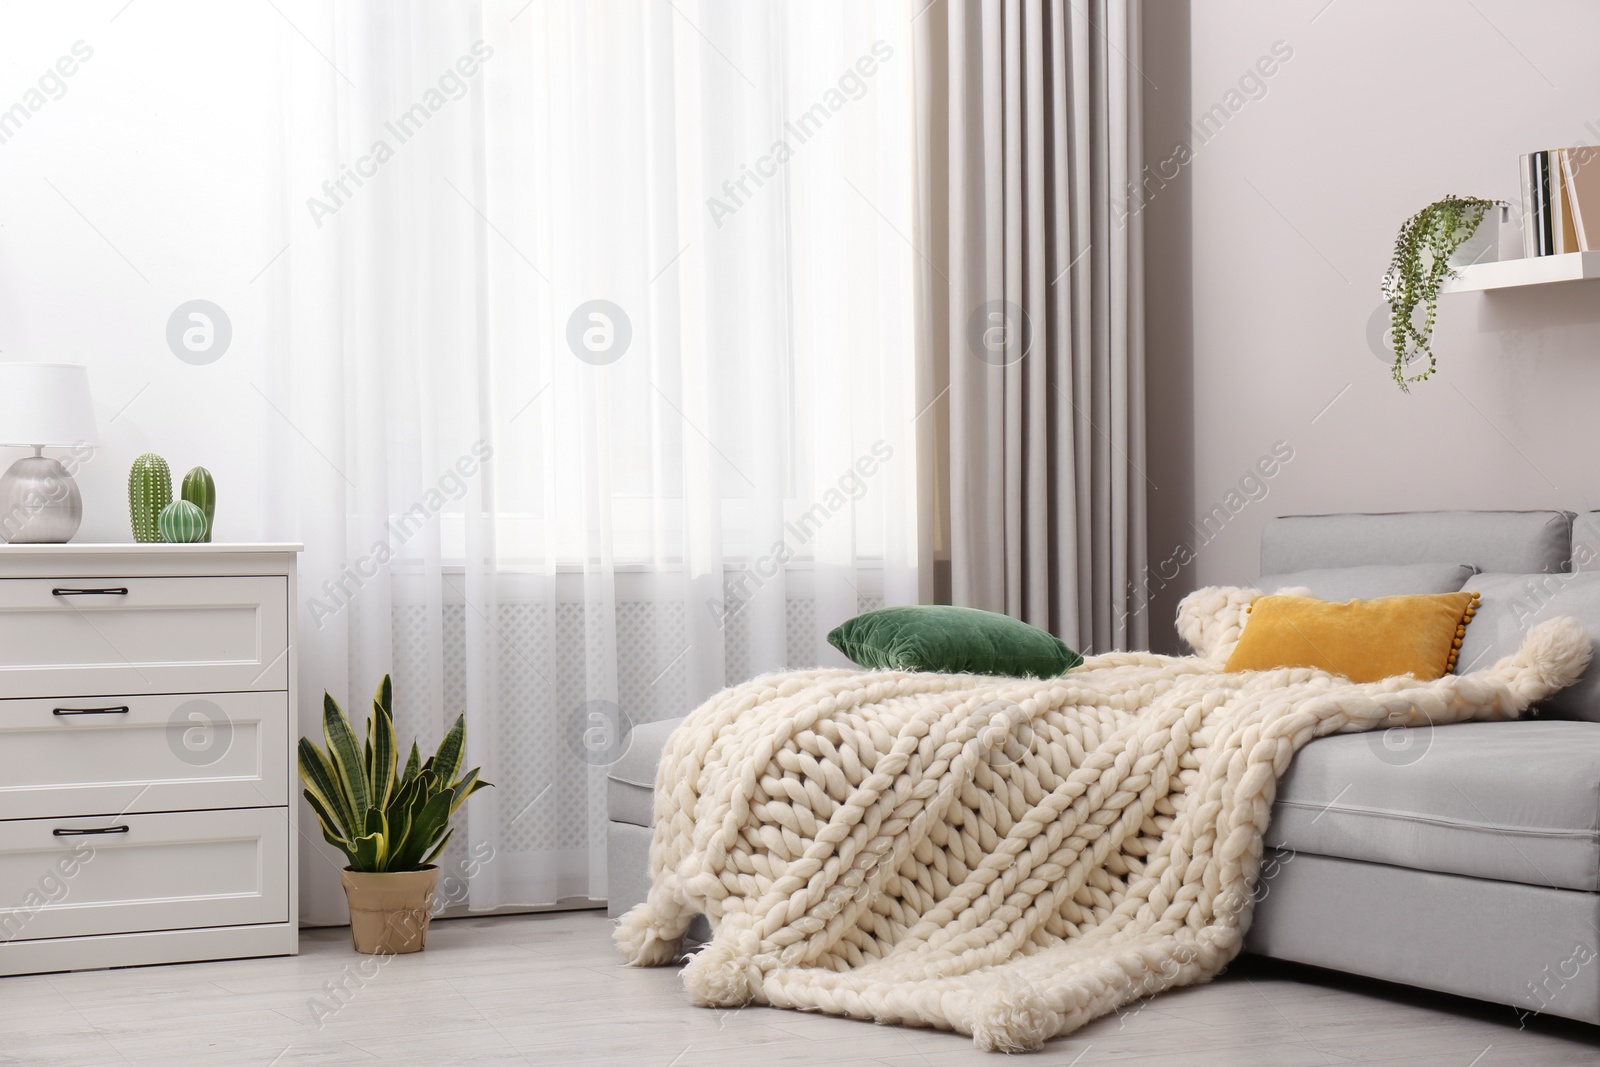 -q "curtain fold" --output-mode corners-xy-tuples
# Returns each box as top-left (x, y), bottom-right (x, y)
(915, 0), (1146, 653)
(267, 0), (919, 926)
